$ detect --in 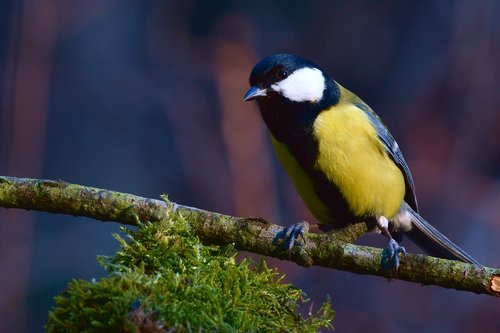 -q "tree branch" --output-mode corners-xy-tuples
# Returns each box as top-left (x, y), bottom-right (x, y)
(0, 175), (499, 296)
